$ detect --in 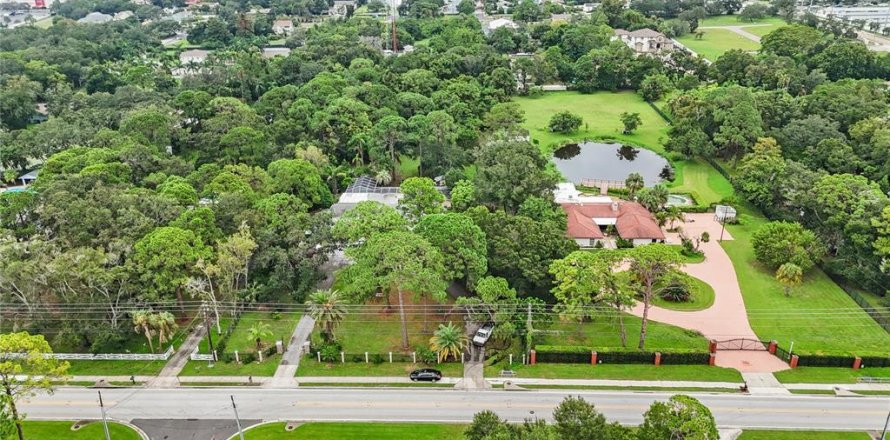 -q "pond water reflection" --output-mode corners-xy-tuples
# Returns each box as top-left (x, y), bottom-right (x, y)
(552, 142), (670, 186)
